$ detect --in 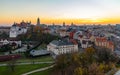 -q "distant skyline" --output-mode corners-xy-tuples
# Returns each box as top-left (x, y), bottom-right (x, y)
(1, 0), (120, 25)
